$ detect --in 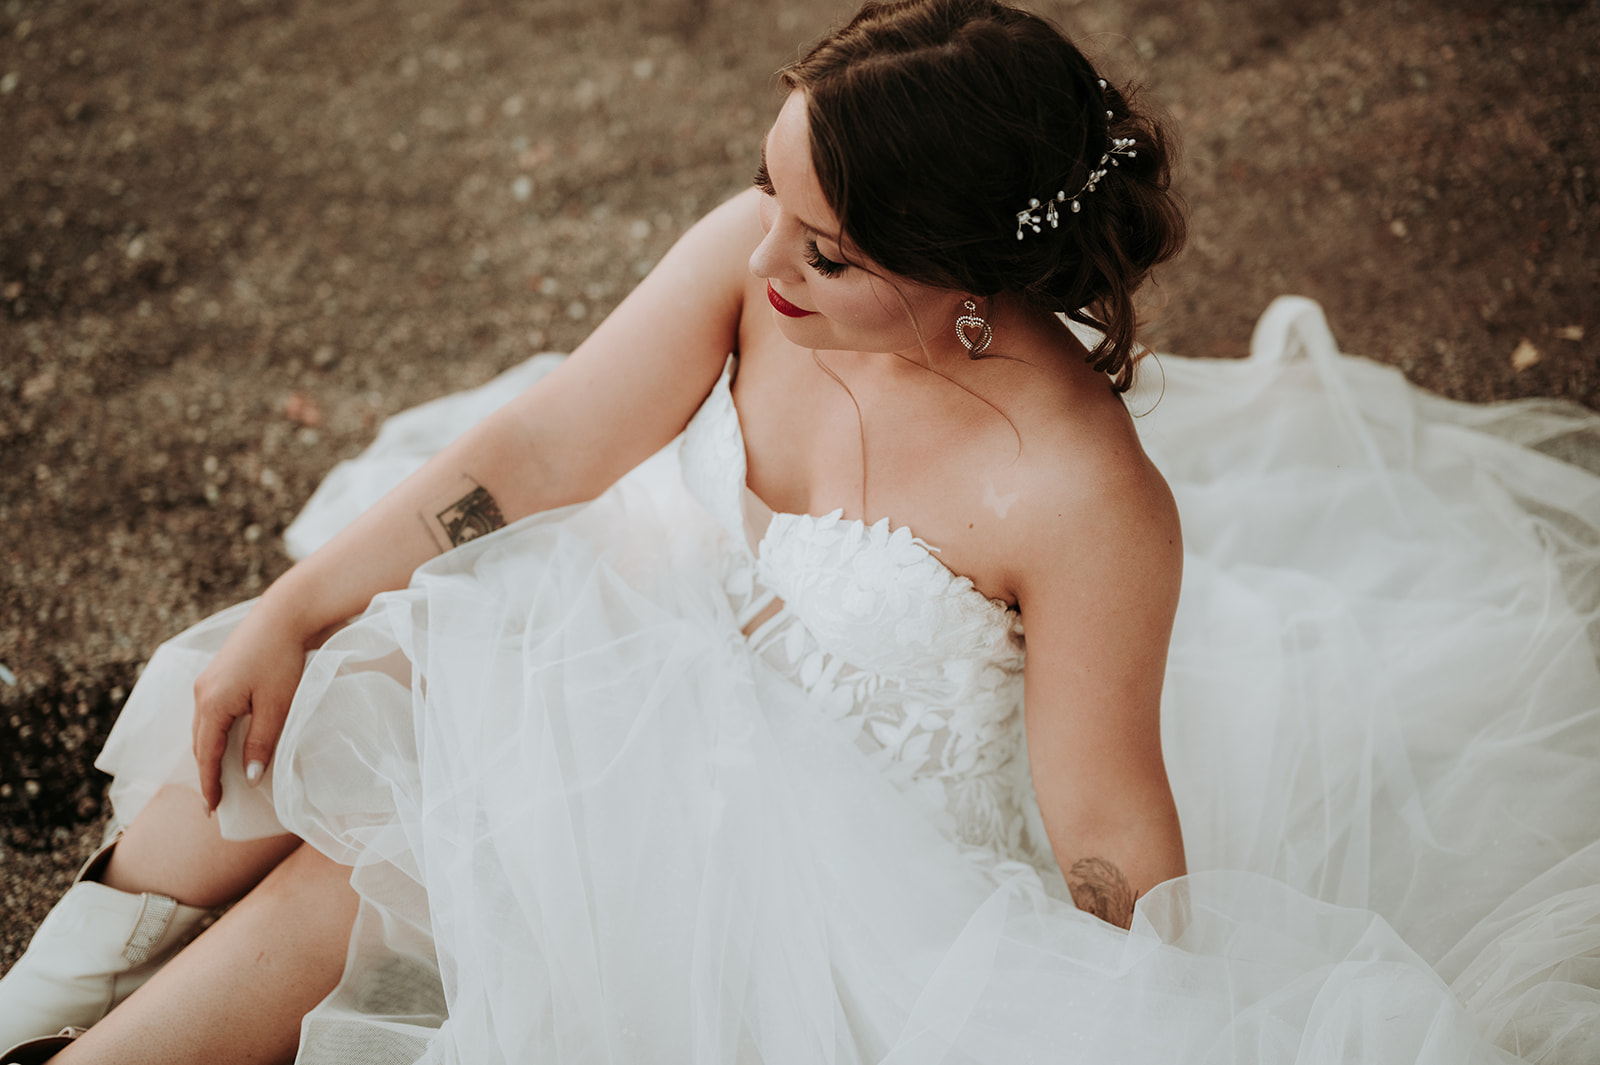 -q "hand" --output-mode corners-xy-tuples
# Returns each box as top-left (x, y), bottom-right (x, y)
(191, 599), (314, 811)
